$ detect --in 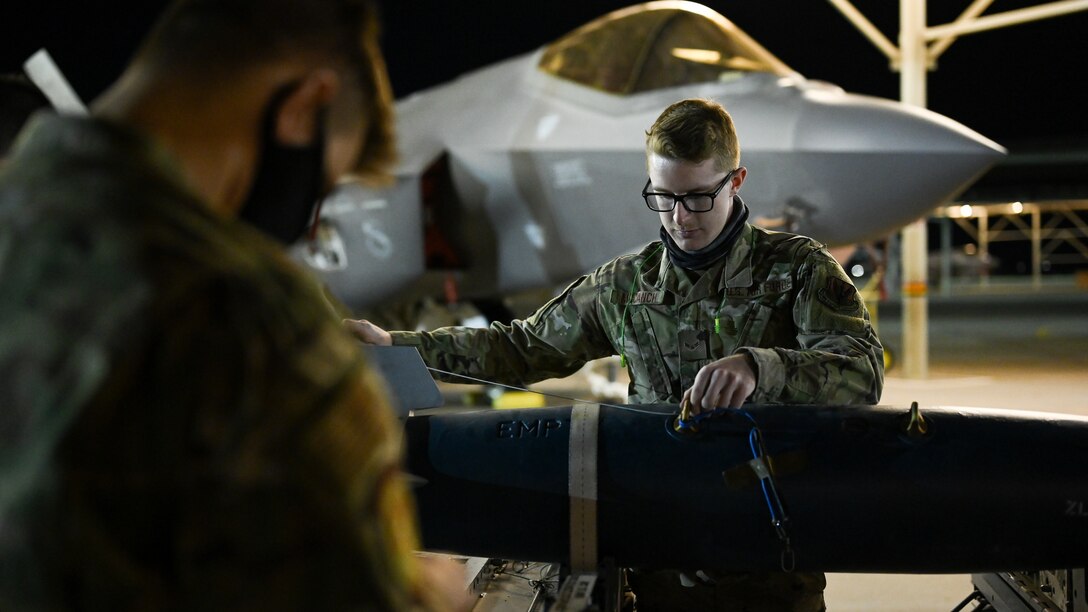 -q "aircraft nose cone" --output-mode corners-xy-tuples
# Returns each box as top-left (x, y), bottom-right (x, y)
(792, 91), (1005, 244)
